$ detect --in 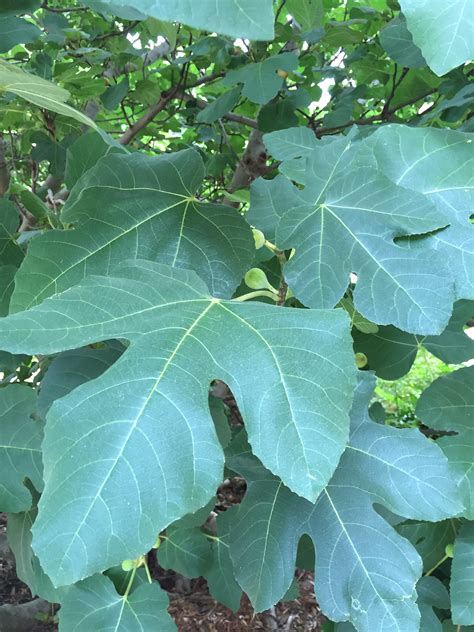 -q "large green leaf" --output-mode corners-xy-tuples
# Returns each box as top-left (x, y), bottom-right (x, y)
(223, 53), (299, 105)
(58, 573), (176, 631)
(399, 0), (474, 76)
(379, 16), (426, 68)
(227, 373), (462, 629)
(369, 123), (474, 300)
(11, 149), (254, 310)
(84, 0), (275, 41)
(417, 366), (474, 520)
(0, 385), (43, 513)
(451, 521), (474, 625)
(250, 133), (454, 334)
(0, 260), (355, 585)
(0, 16), (41, 53)
(353, 300), (474, 379)
(0, 60), (98, 129)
